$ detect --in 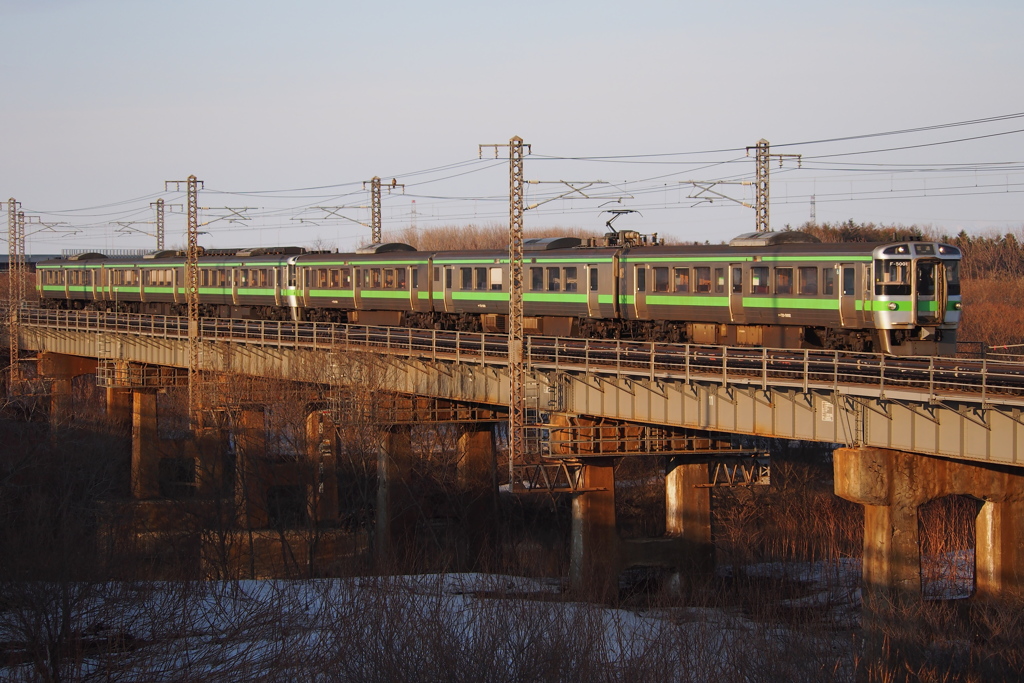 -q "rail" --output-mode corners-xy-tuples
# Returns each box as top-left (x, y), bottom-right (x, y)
(14, 307), (1024, 405)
